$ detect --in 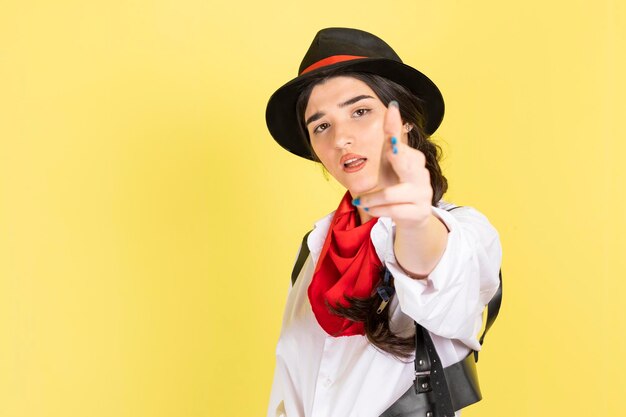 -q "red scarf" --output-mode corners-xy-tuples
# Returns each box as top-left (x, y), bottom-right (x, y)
(308, 191), (383, 337)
